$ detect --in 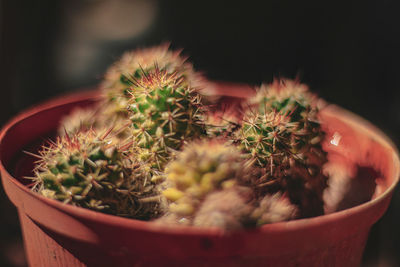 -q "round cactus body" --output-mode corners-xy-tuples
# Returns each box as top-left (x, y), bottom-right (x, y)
(100, 44), (198, 123)
(236, 80), (328, 217)
(251, 192), (299, 225)
(32, 129), (163, 219)
(159, 140), (254, 228)
(102, 44), (193, 96)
